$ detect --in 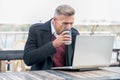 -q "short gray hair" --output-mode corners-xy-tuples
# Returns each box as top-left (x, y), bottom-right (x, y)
(54, 5), (75, 16)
